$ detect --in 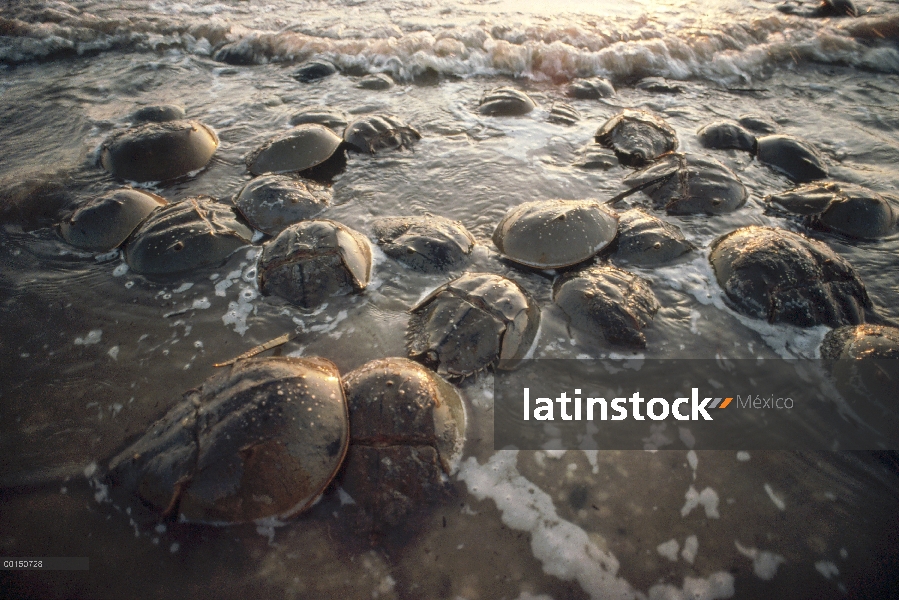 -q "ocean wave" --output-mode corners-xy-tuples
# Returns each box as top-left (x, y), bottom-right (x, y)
(2, 1), (898, 83)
